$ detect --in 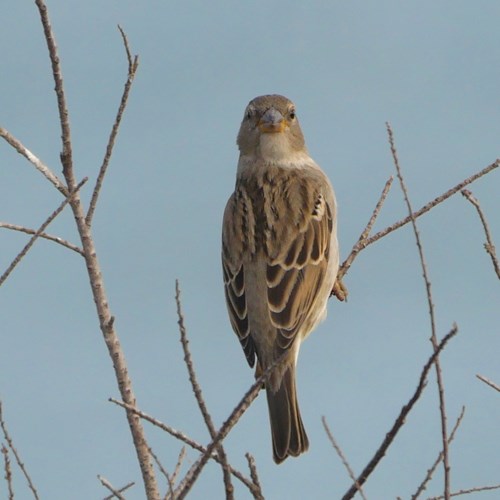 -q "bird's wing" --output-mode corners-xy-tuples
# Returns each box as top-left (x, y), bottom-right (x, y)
(263, 170), (334, 351)
(223, 167), (335, 363)
(222, 189), (256, 367)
